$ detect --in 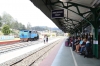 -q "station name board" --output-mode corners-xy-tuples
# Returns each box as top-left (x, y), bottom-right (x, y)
(51, 9), (64, 18)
